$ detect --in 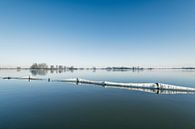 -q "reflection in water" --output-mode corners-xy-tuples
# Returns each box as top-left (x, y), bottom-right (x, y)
(30, 69), (48, 76)
(30, 69), (75, 75)
(105, 86), (195, 94)
(29, 68), (146, 76)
